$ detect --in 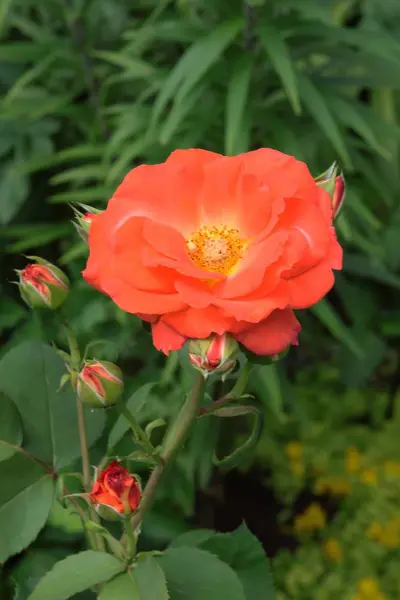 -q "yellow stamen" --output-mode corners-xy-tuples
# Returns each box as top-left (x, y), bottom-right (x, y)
(186, 225), (246, 275)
